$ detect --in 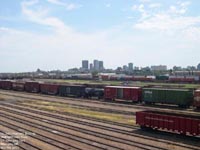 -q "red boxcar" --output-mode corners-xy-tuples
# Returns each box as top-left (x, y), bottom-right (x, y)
(194, 90), (200, 109)
(104, 86), (117, 100)
(25, 81), (40, 93)
(104, 86), (142, 102)
(40, 83), (59, 95)
(12, 82), (25, 91)
(136, 111), (200, 136)
(123, 87), (142, 102)
(0, 80), (12, 90)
